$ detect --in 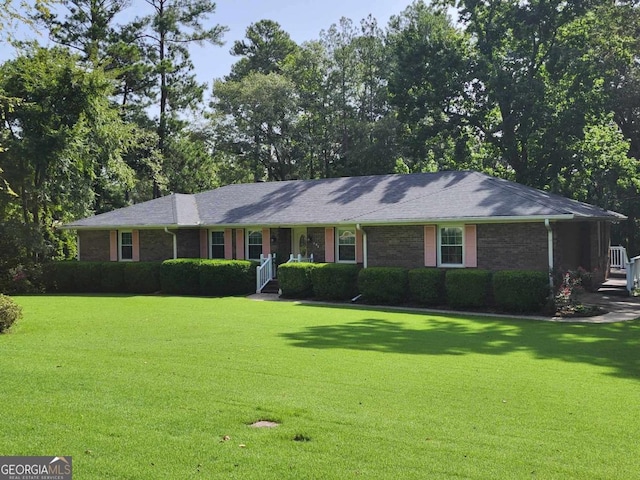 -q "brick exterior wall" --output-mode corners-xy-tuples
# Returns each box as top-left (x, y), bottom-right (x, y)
(139, 230), (173, 261)
(79, 231), (111, 261)
(477, 223), (549, 271)
(77, 221), (611, 283)
(177, 229), (201, 258)
(366, 226), (424, 268)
